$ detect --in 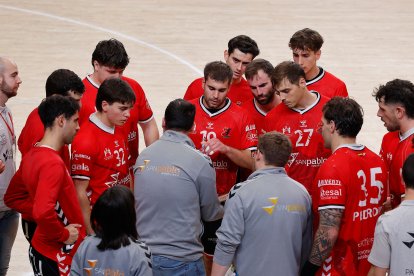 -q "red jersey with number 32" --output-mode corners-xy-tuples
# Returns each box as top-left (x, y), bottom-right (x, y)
(184, 77), (253, 106)
(188, 97), (257, 196)
(312, 145), (387, 276)
(79, 75), (154, 167)
(71, 114), (131, 206)
(264, 92), (331, 193)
